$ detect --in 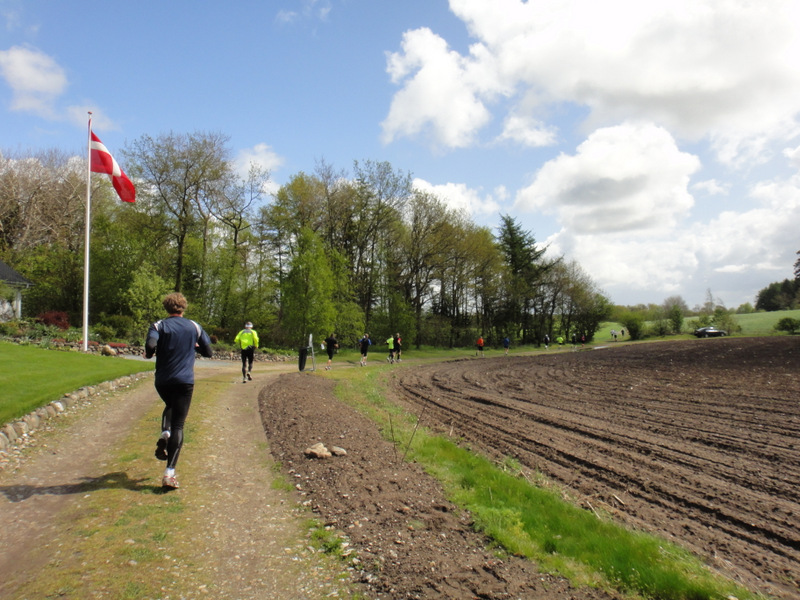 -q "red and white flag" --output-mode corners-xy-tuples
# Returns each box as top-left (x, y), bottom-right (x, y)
(90, 132), (136, 203)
